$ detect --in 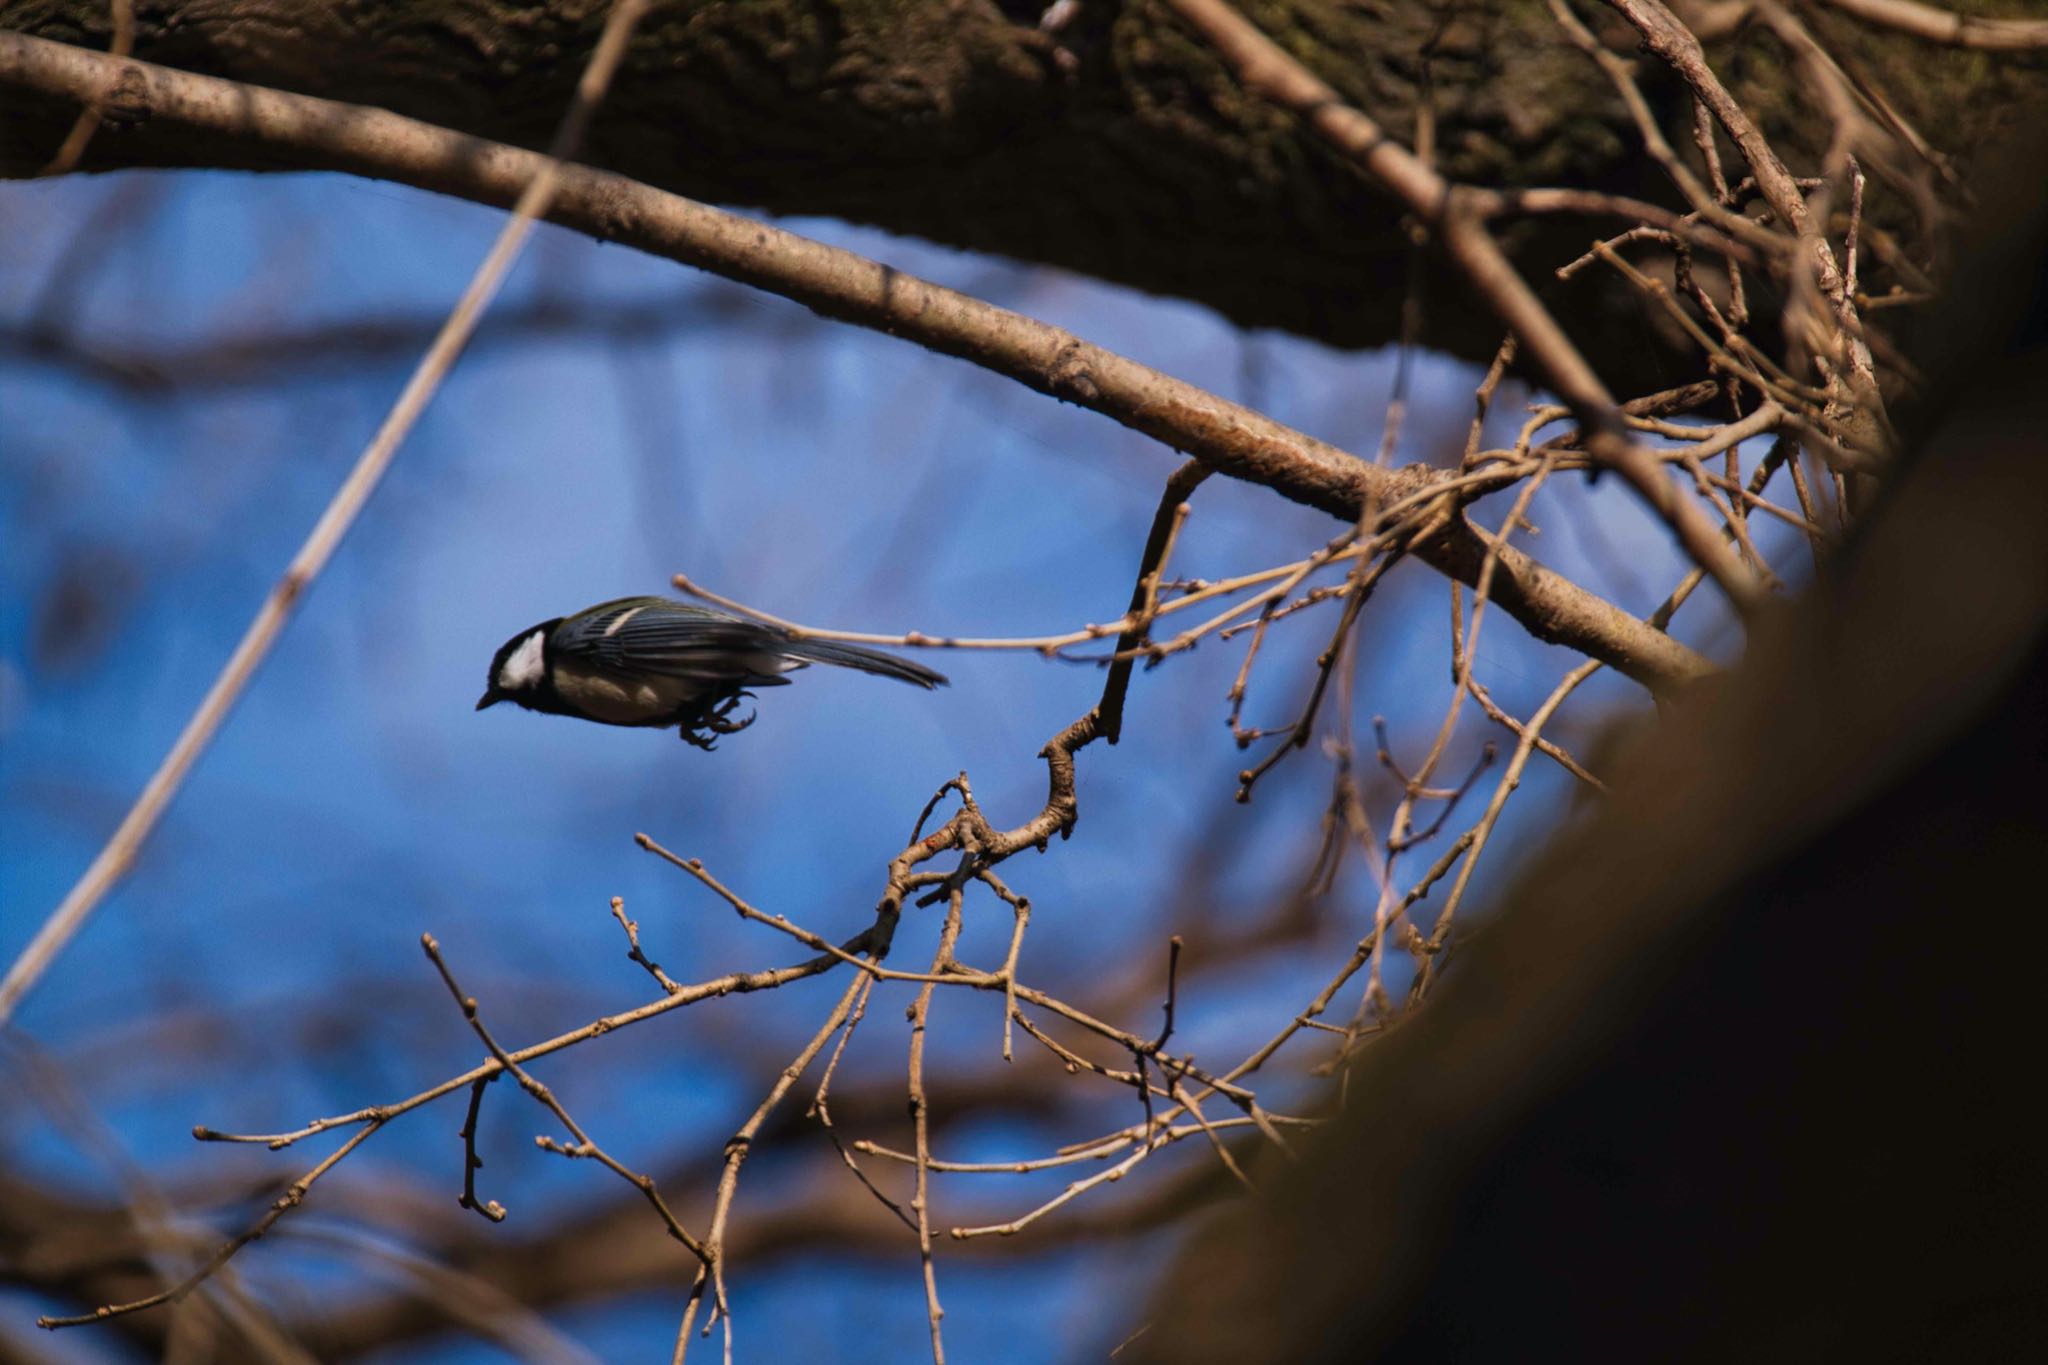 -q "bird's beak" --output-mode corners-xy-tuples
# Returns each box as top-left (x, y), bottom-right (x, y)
(476, 690), (501, 711)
